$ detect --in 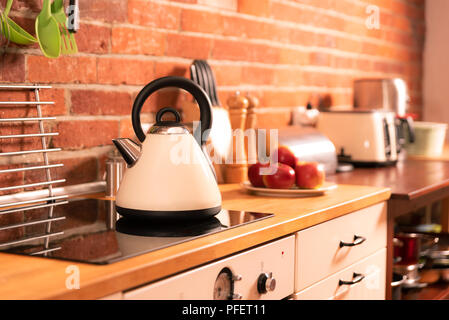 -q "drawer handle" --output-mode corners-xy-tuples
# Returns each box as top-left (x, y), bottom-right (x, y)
(338, 272), (365, 286)
(339, 235), (366, 248)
